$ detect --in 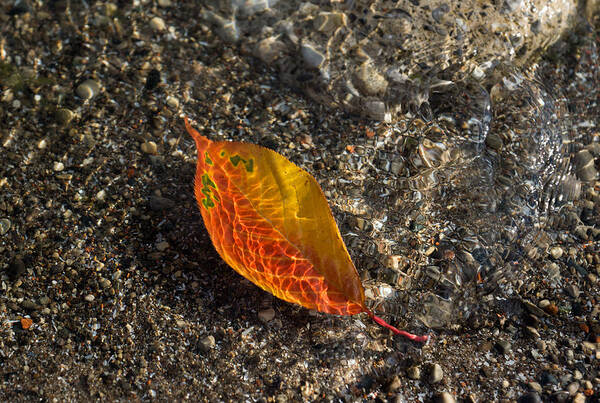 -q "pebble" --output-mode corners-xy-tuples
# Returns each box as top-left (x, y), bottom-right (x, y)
(433, 392), (455, 403)
(524, 326), (540, 339)
(199, 335), (215, 352)
(429, 363), (443, 383)
(407, 366), (421, 380)
(99, 278), (112, 289)
(6, 257), (25, 278)
(0, 218), (11, 235)
(549, 246), (563, 259)
(96, 190), (107, 201)
(540, 372), (558, 385)
(148, 195), (175, 211)
(527, 381), (542, 393)
(84, 294), (95, 302)
(565, 284), (580, 298)
(55, 108), (74, 125)
(166, 95), (179, 109)
(386, 375), (402, 393)
(76, 79), (101, 100)
(149, 16), (166, 32)
(157, 0), (172, 6)
(496, 340), (512, 354)
(518, 391), (542, 403)
(567, 382), (579, 395)
(156, 241), (169, 252)
(53, 161), (65, 172)
(572, 393), (586, 403)
(141, 141), (158, 154)
(258, 308), (275, 323)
